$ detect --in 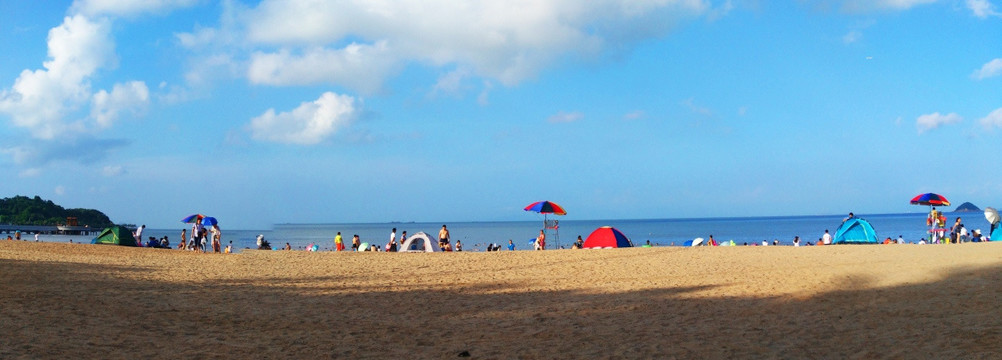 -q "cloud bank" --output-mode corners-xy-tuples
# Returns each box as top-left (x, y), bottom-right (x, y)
(183, 0), (716, 95)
